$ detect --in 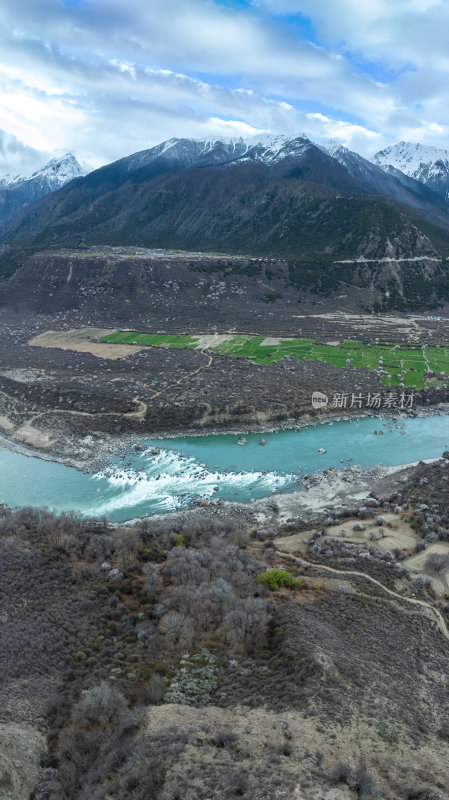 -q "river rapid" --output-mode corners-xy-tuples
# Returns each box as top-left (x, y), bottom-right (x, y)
(0, 414), (448, 522)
